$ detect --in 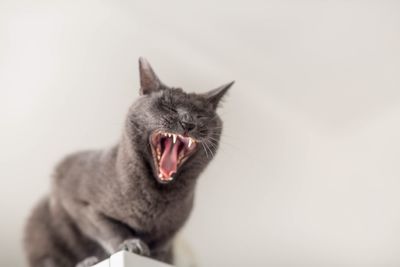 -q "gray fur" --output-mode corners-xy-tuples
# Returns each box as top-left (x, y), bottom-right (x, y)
(23, 58), (234, 267)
